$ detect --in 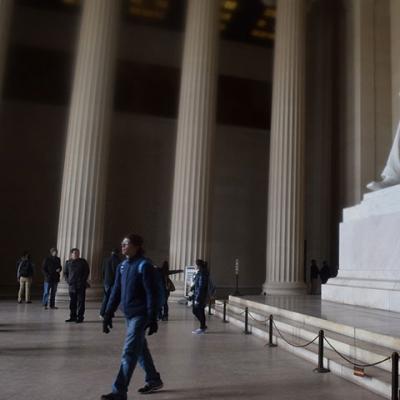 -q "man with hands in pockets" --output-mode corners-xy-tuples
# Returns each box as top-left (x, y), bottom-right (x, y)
(101, 233), (163, 400)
